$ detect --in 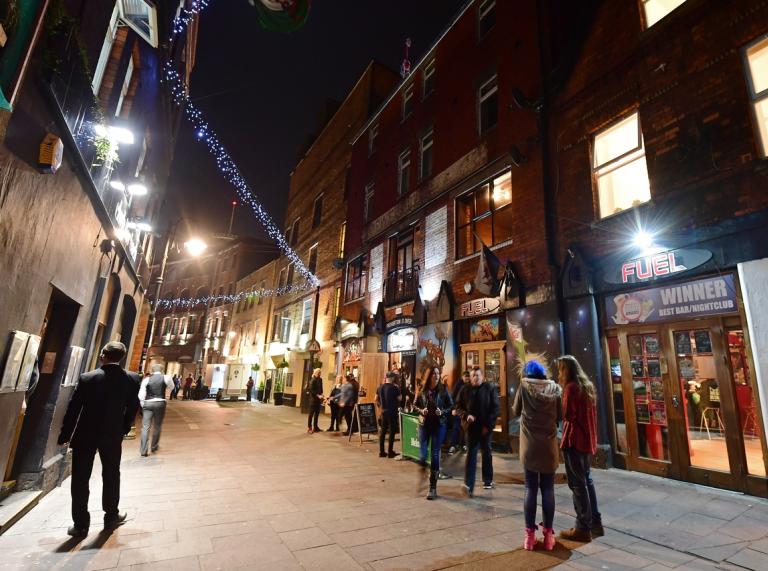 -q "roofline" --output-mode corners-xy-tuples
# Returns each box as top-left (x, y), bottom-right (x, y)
(290, 60), (392, 178)
(350, 0), (475, 146)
